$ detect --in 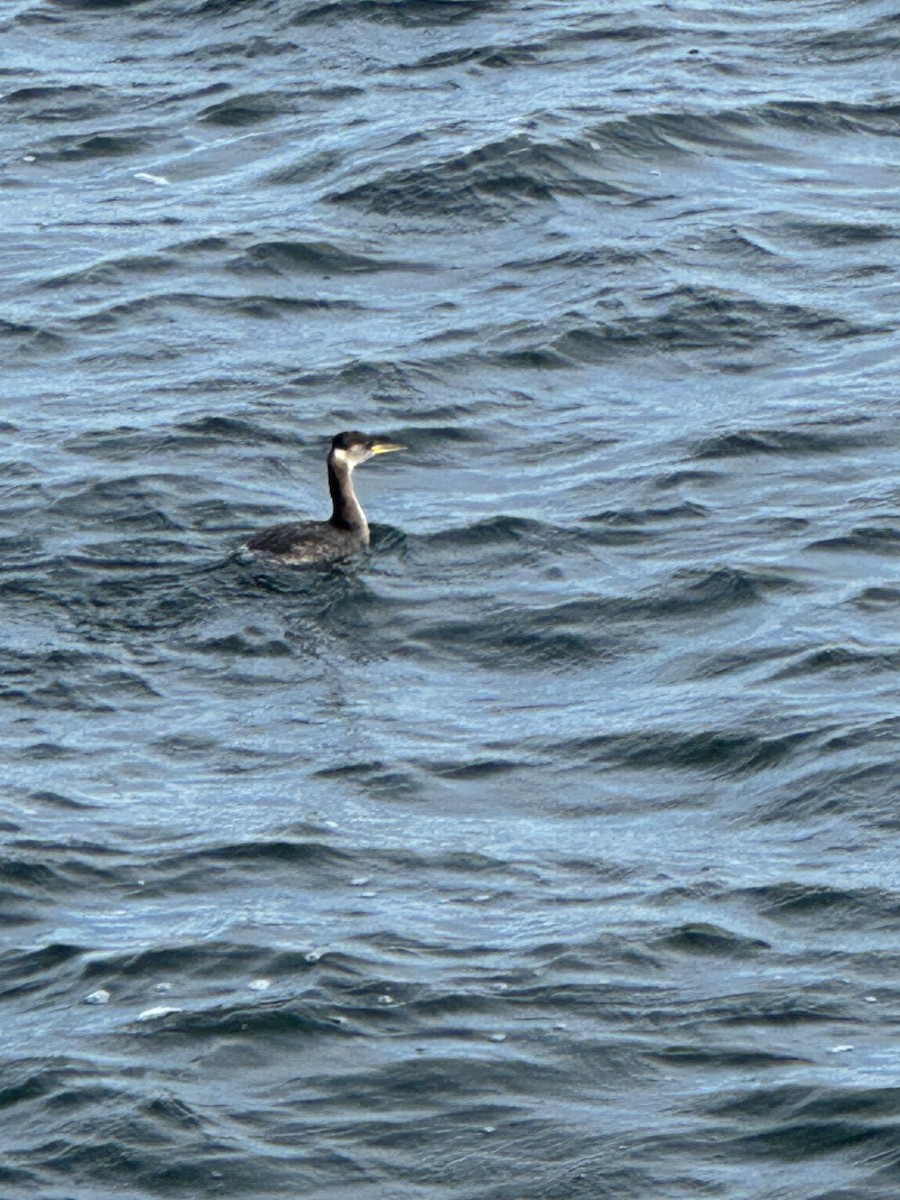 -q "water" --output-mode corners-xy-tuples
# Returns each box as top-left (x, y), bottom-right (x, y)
(2, 1), (899, 1196)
